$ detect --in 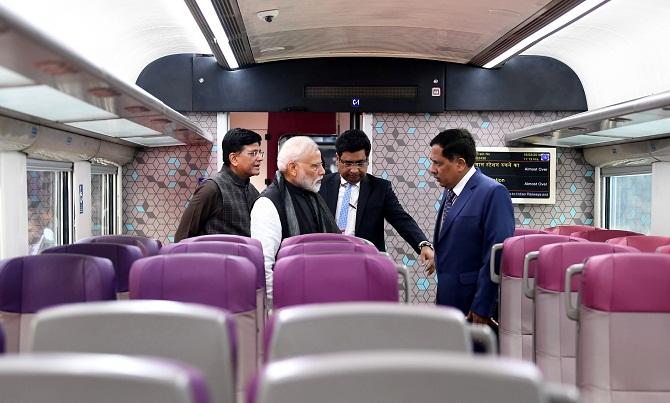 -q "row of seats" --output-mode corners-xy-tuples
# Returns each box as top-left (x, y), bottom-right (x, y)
(0, 232), (410, 400)
(520, 225), (670, 252)
(490, 230), (670, 403)
(0, 297), (577, 403)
